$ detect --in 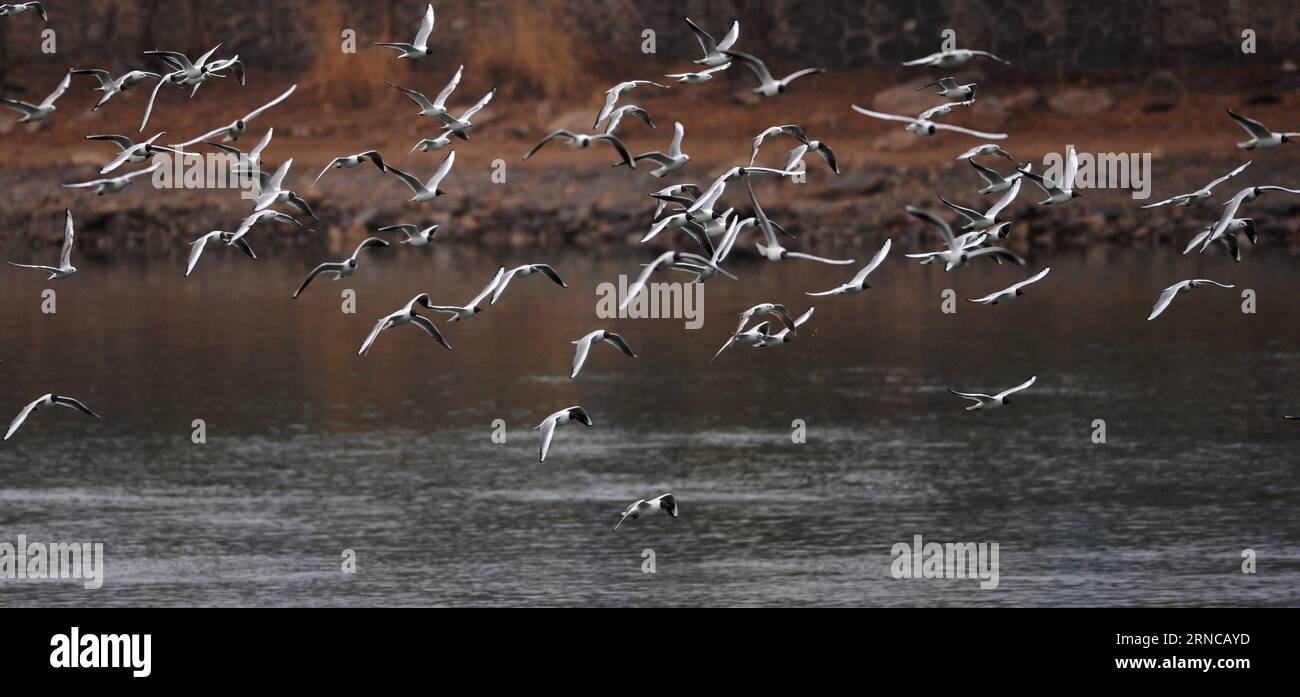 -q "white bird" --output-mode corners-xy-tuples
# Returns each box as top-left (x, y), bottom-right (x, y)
(386, 150), (456, 202)
(721, 49), (823, 97)
(1227, 108), (1298, 149)
(948, 376), (1036, 411)
(433, 87), (496, 141)
(751, 124), (839, 174)
(535, 406), (593, 463)
(649, 183), (703, 218)
(1146, 280), (1235, 321)
(426, 267), (505, 321)
(969, 267), (1051, 305)
(712, 319), (774, 361)
(939, 177), (1022, 229)
(685, 17), (738, 67)
(250, 158), (317, 219)
(969, 159), (1026, 195)
(0, 2), (47, 20)
(62, 162), (162, 196)
(916, 76), (976, 101)
(755, 306), (815, 348)
(167, 83), (297, 143)
(903, 48), (1010, 68)
(851, 104), (1007, 139)
(523, 129), (635, 168)
(312, 151), (387, 188)
(408, 133), (453, 155)
(185, 230), (258, 277)
(595, 80), (669, 128)
(1204, 185), (1300, 249)
(734, 303), (800, 337)
(805, 238), (892, 296)
(388, 66), (462, 118)
(615, 493), (678, 531)
(620, 251), (734, 313)
(9, 209), (77, 279)
(1184, 218), (1255, 261)
(292, 238), (389, 298)
(601, 105), (655, 135)
(87, 132), (196, 174)
(1, 70), (69, 123)
(490, 264), (567, 305)
(1018, 145), (1081, 204)
(378, 223), (438, 247)
(4, 393), (99, 441)
(200, 127), (275, 167)
(747, 179), (855, 265)
(956, 143), (1017, 162)
(137, 44), (226, 130)
(71, 68), (160, 111)
(665, 63), (730, 84)
(373, 4), (436, 58)
(227, 208), (306, 246)
(904, 206), (1026, 271)
(358, 293), (452, 356)
(619, 121), (689, 177)
(570, 330), (637, 379)
(1142, 161), (1250, 208)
